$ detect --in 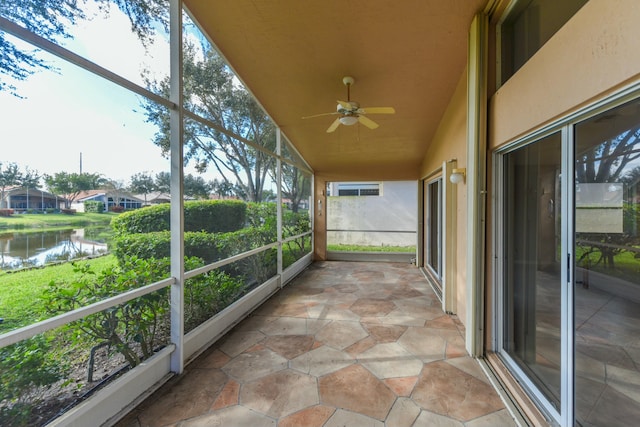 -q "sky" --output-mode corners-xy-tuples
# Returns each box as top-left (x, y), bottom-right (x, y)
(0, 2), (202, 185)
